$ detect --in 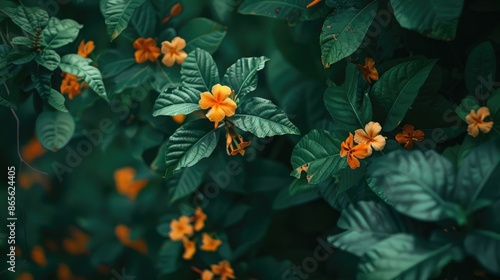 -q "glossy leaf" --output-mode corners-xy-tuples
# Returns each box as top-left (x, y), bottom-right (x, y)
(35, 49), (60, 71)
(231, 97), (300, 137)
(320, 1), (378, 66)
(465, 42), (497, 104)
(465, 230), (500, 275)
(41, 17), (83, 49)
(390, 0), (464, 40)
(59, 54), (107, 100)
(367, 150), (465, 224)
(371, 59), (437, 132)
(3, 6), (49, 35)
(222, 56), (269, 99)
(103, 0), (146, 41)
(153, 87), (201, 117)
(35, 110), (75, 151)
(180, 48), (220, 92)
(290, 130), (347, 184)
(31, 71), (67, 112)
(324, 64), (372, 132)
(179, 18), (227, 54)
